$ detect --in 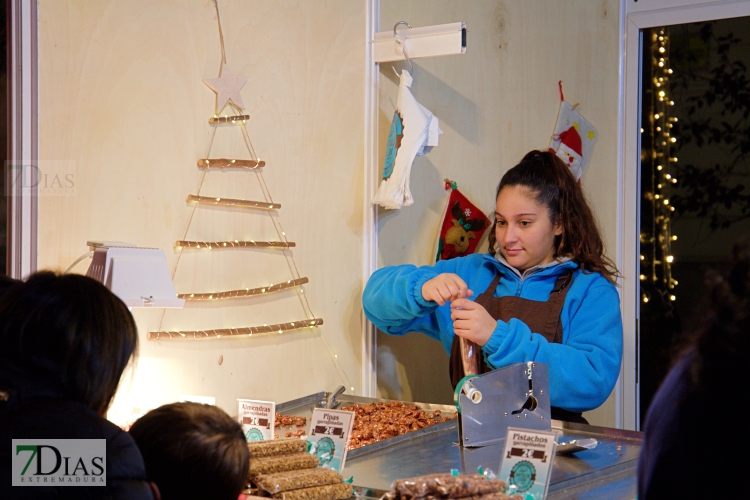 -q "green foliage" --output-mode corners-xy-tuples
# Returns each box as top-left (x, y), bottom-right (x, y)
(670, 23), (750, 230)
